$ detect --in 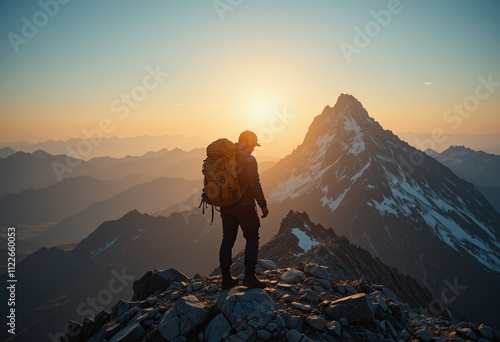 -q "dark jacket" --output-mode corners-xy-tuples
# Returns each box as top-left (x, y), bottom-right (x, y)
(234, 143), (267, 208)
